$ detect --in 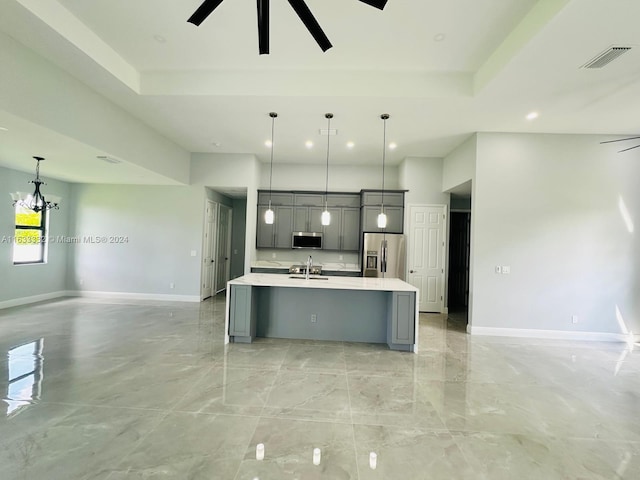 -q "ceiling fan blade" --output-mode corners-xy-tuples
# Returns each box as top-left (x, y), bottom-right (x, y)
(600, 136), (640, 144)
(358, 0), (388, 10)
(257, 0), (270, 54)
(188, 0), (225, 26)
(287, 0), (332, 52)
(618, 143), (640, 153)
